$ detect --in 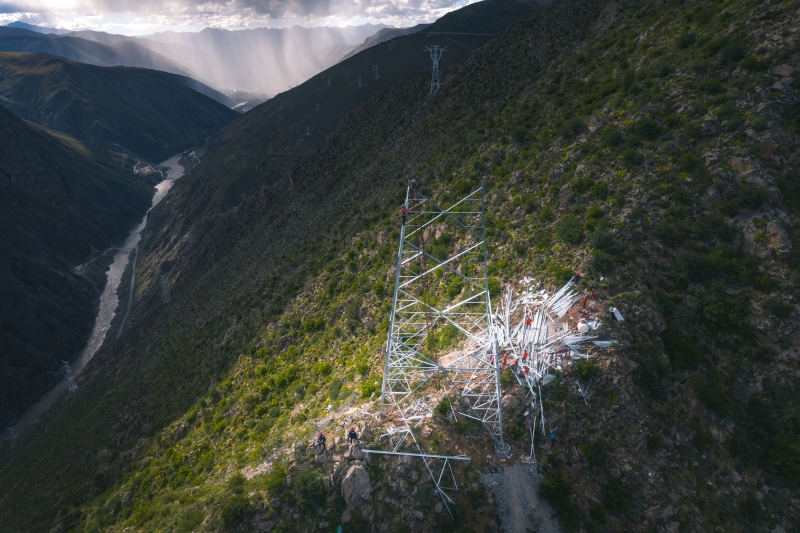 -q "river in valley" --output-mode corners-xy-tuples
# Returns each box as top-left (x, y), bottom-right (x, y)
(1, 155), (185, 441)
